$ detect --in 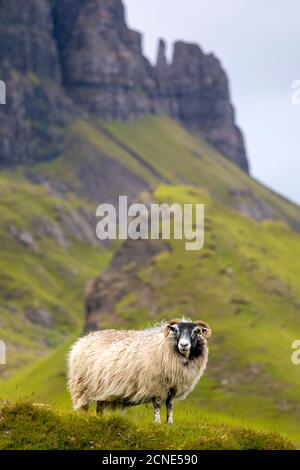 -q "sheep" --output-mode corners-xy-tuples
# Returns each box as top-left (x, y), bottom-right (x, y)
(67, 318), (212, 424)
